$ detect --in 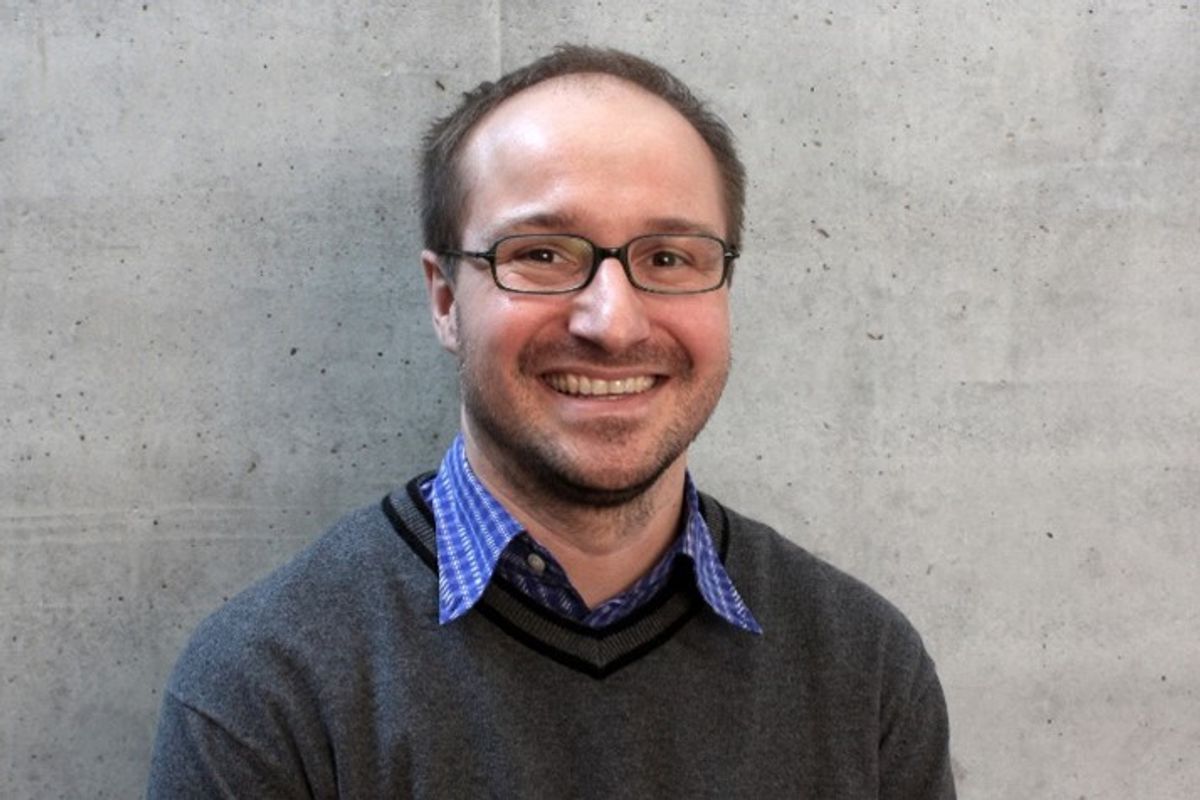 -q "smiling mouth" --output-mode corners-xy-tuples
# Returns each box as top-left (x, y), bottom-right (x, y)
(545, 373), (658, 397)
